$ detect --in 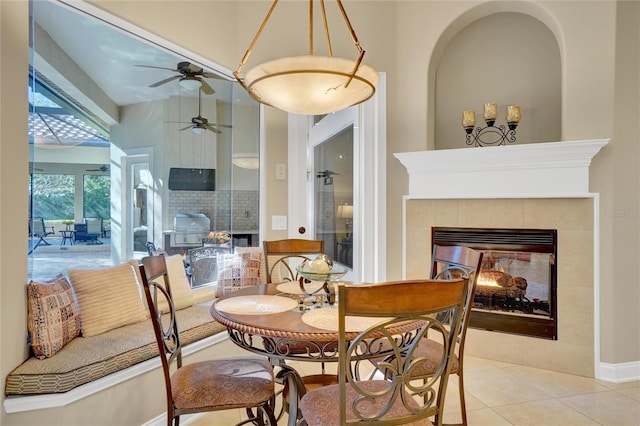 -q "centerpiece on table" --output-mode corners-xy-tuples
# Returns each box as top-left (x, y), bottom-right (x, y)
(202, 231), (231, 247)
(295, 255), (347, 305)
(62, 220), (75, 230)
